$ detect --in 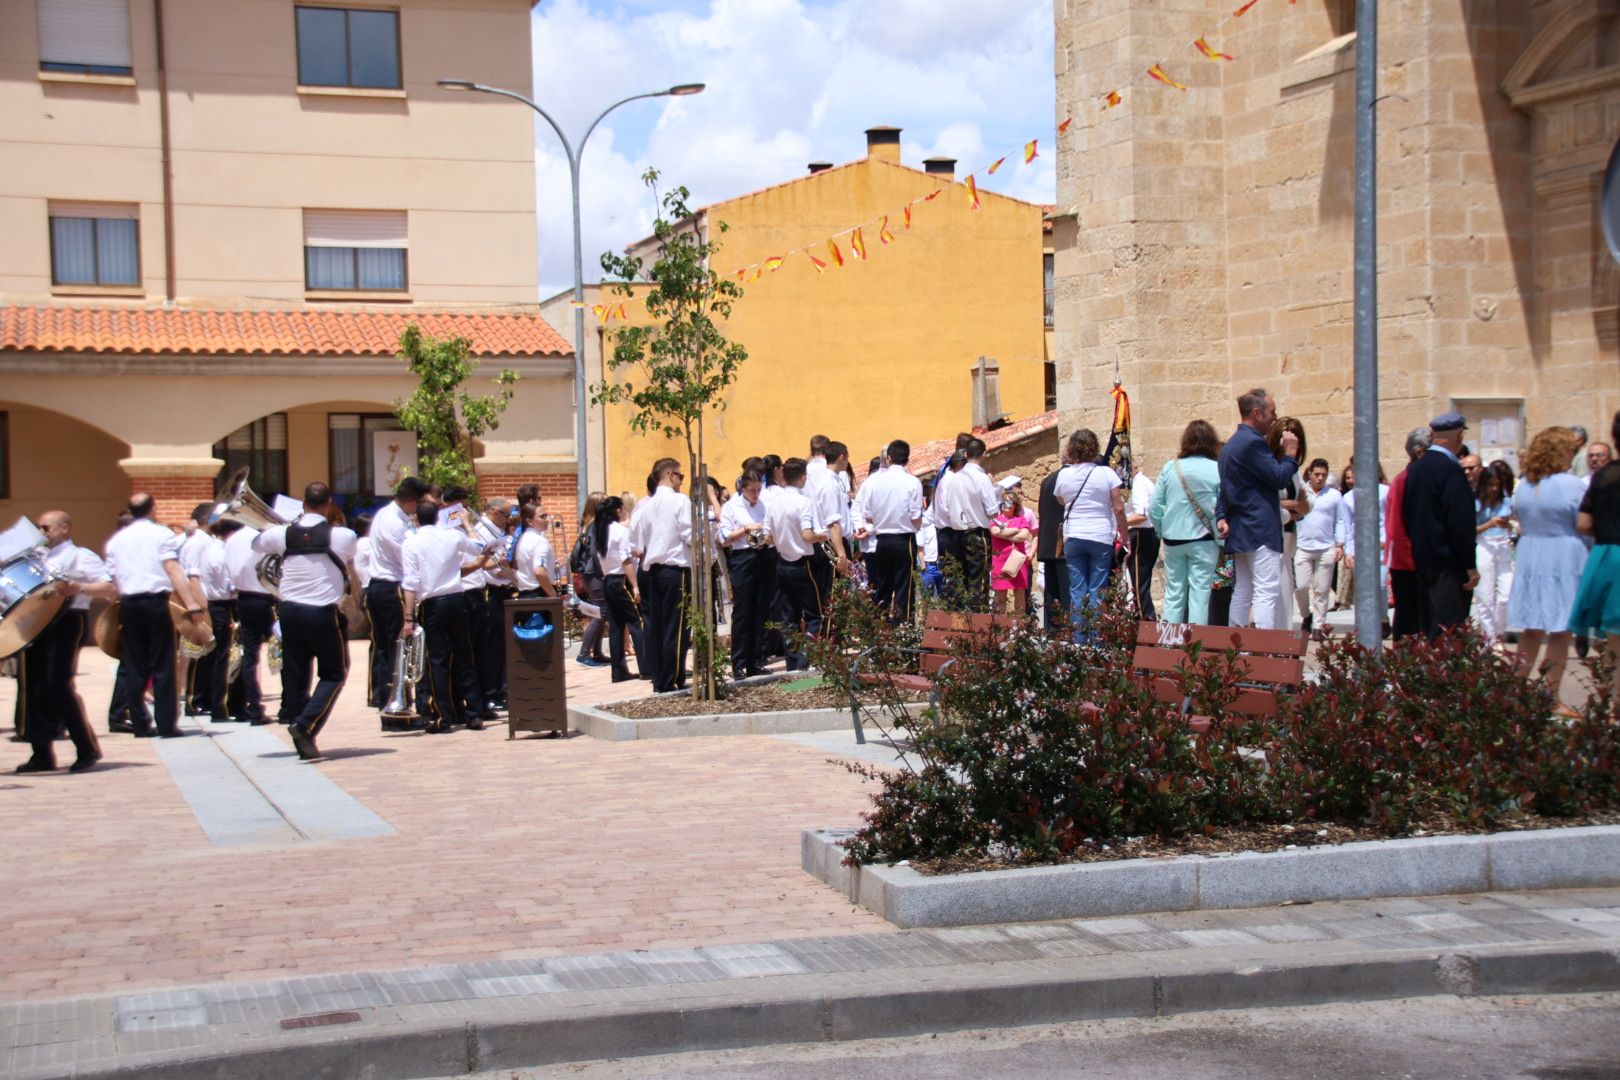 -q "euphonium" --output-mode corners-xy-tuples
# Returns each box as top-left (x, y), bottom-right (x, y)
(381, 625), (425, 719)
(209, 466), (286, 532)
